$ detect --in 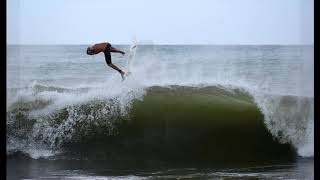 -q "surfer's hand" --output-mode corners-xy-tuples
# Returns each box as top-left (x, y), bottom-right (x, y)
(121, 51), (125, 56)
